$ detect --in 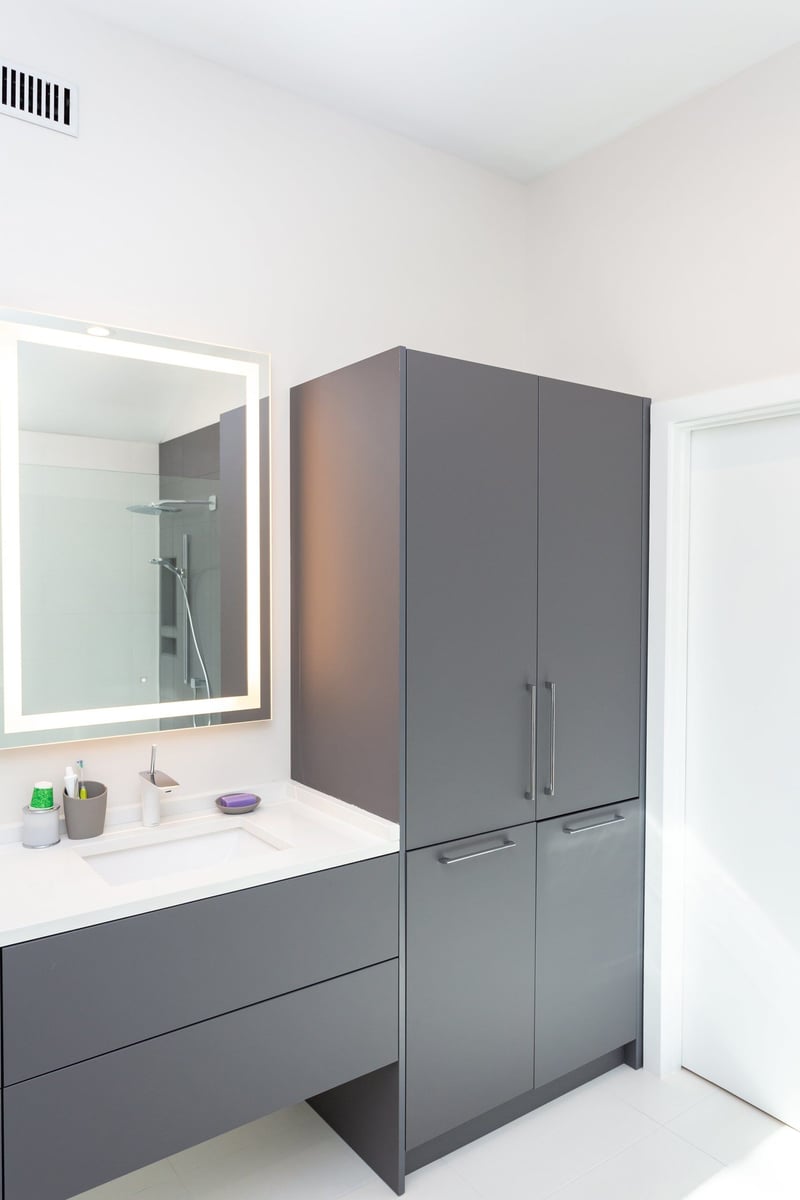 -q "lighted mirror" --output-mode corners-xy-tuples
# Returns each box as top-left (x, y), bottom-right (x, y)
(0, 311), (270, 748)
